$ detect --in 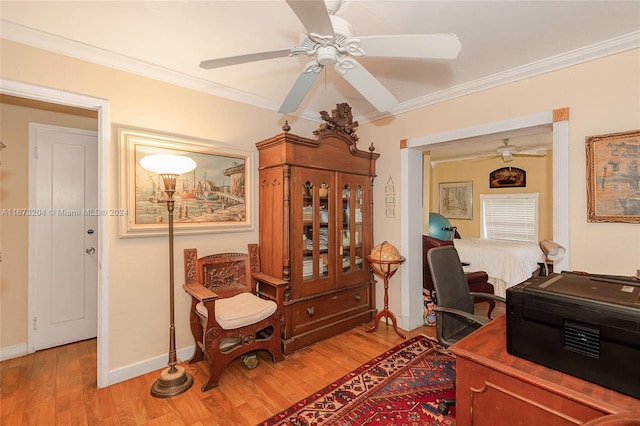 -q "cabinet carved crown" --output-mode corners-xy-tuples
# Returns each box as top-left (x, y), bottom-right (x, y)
(313, 102), (359, 141)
